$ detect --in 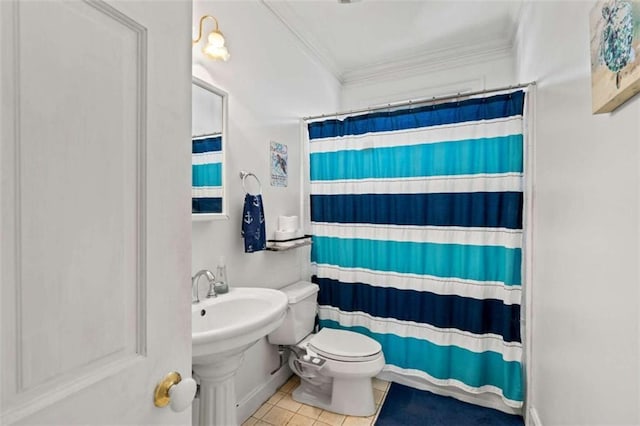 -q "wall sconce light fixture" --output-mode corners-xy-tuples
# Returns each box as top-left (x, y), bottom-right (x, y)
(193, 15), (230, 61)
